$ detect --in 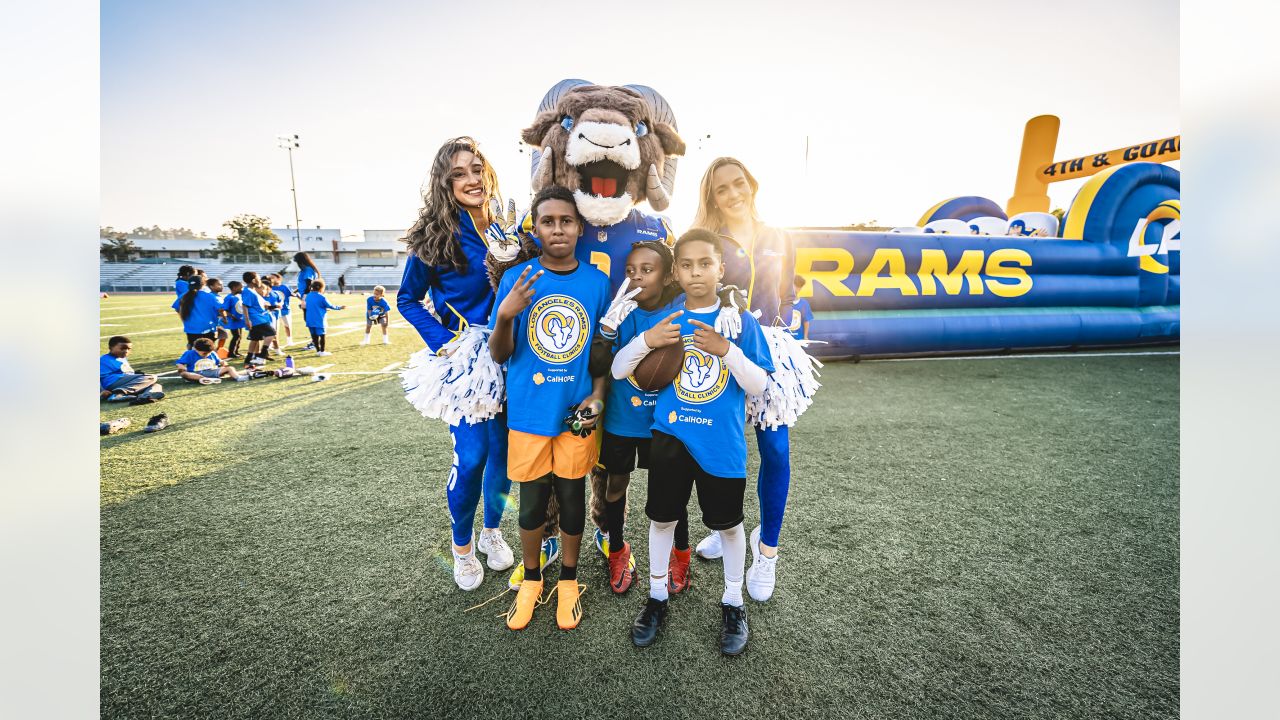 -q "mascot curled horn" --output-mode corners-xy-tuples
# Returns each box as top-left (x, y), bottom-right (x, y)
(486, 79), (685, 547)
